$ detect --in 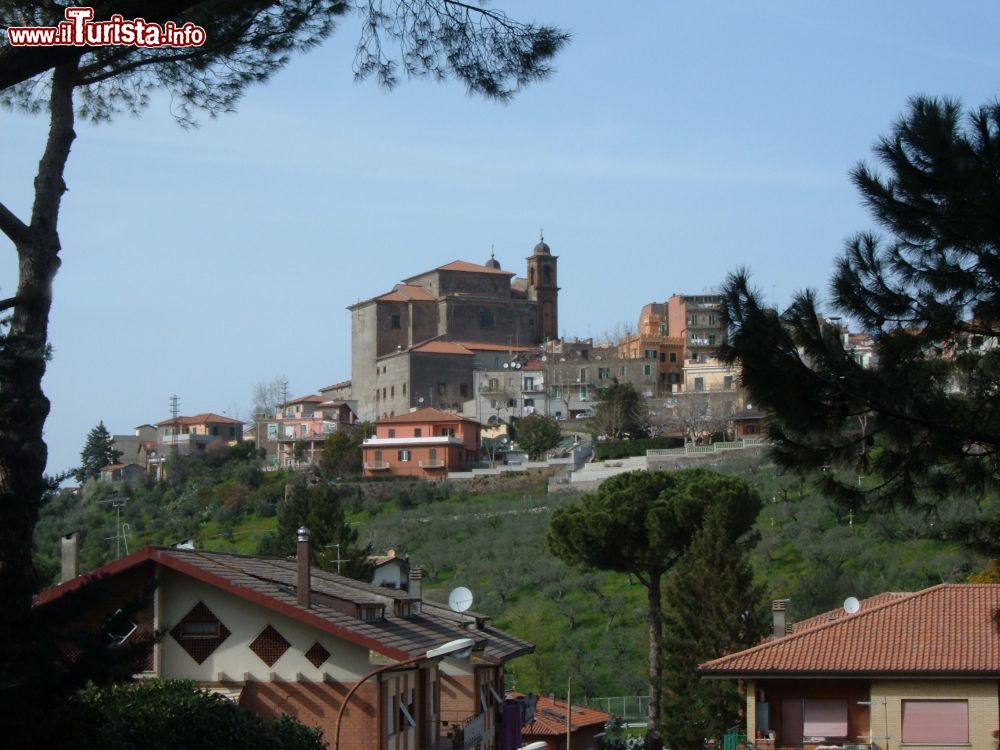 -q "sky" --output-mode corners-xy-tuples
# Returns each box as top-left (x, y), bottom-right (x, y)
(3, 1), (1000, 476)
